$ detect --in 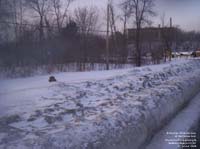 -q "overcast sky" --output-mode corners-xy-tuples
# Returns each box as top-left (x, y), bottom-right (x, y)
(69, 0), (200, 31)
